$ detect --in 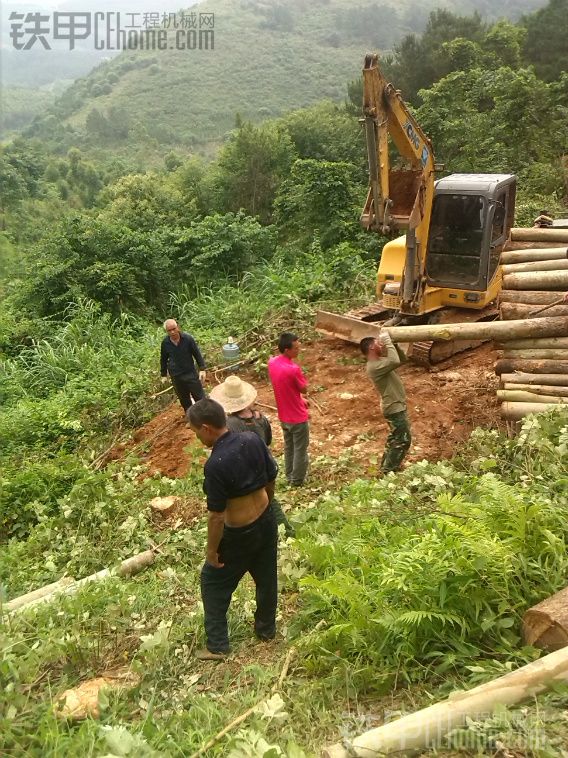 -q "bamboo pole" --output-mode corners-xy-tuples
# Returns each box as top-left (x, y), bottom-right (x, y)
(499, 291), (566, 305)
(495, 359), (568, 376)
(511, 228), (568, 243)
(502, 260), (568, 274)
(501, 349), (568, 361)
(500, 372), (568, 386)
(500, 249), (568, 264)
(316, 312), (568, 344)
(497, 389), (568, 404)
(502, 383), (568, 397)
(495, 337), (568, 349)
(500, 303), (568, 320)
(502, 270), (568, 291)
(501, 402), (563, 420)
(322, 644), (568, 757)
